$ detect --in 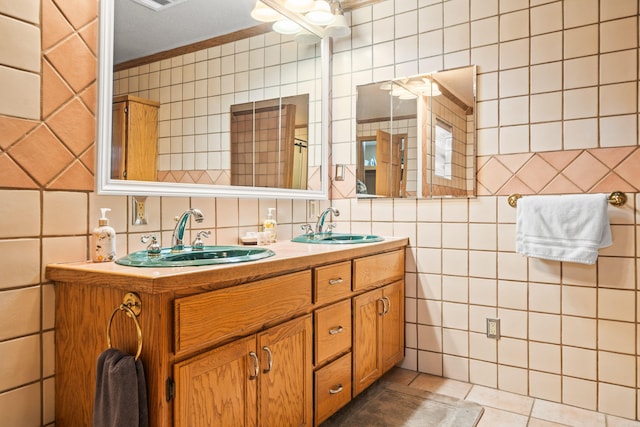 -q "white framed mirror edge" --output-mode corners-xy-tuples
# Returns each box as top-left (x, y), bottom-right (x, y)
(95, 0), (330, 200)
